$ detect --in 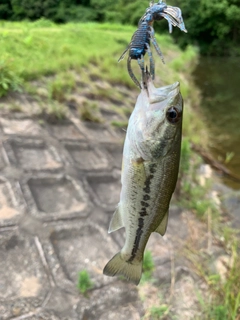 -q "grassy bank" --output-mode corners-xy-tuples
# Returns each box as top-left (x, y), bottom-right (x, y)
(0, 19), (207, 143)
(0, 20), (194, 83)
